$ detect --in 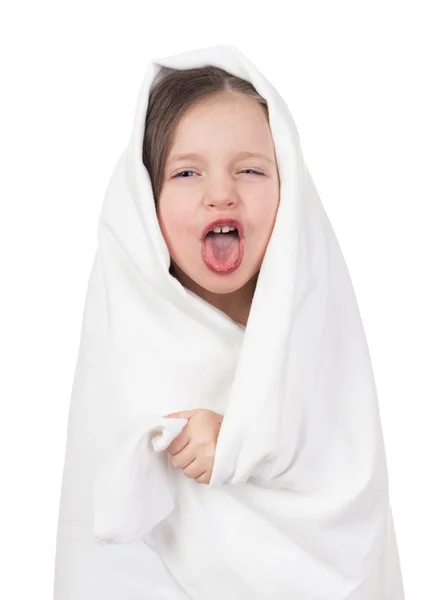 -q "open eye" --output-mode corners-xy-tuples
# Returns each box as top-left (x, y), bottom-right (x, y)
(173, 170), (197, 178)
